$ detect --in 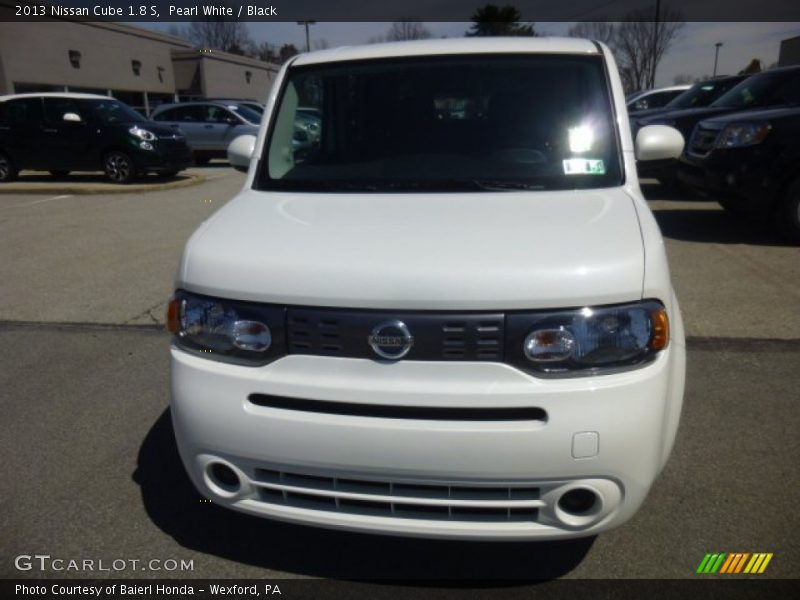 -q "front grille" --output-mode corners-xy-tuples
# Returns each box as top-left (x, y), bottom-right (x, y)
(251, 467), (543, 523)
(248, 394), (548, 421)
(689, 127), (719, 156)
(287, 307), (504, 361)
